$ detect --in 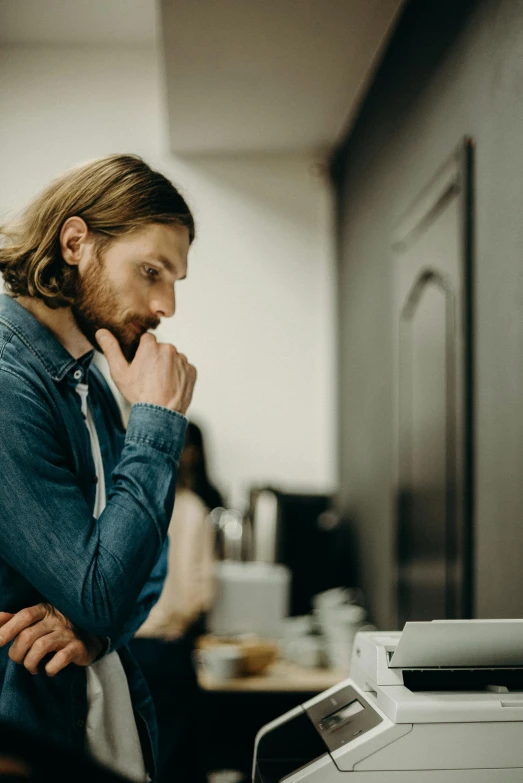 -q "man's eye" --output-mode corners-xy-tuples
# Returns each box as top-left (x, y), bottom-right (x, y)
(143, 266), (159, 278)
